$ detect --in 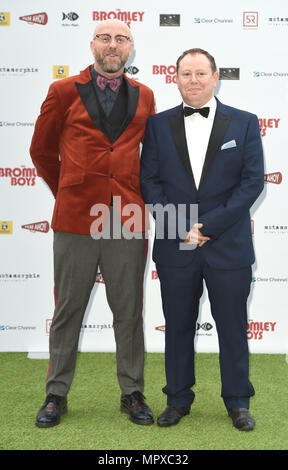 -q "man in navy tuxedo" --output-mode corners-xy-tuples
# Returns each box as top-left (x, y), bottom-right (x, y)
(140, 49), (264, 430)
